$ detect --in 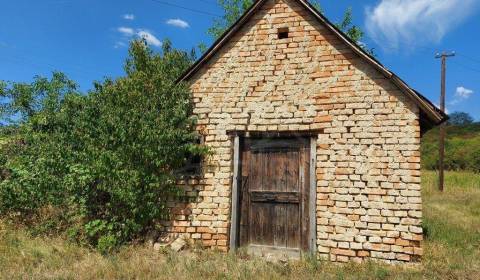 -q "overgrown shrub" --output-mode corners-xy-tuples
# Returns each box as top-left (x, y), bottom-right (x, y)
(0, 40), (207, 251)
(421, 124), (480, 173)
